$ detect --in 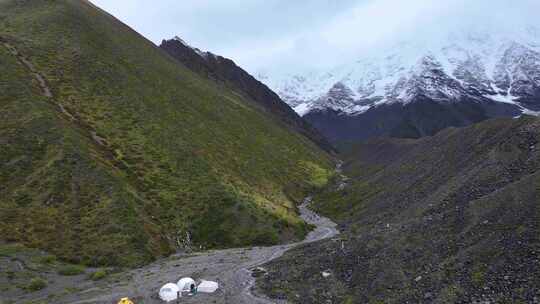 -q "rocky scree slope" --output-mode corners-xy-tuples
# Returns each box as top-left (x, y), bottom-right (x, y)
(258, 116), (540, 303)
(160, 38), (335, 154)
(0, 0), (333, 267)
